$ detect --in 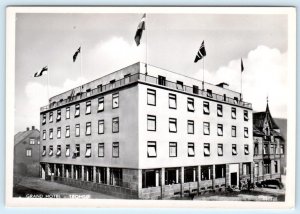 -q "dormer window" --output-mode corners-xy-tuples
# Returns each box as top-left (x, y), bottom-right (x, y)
(176, 81), (183, 90)
(207, 89), (213, 98)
